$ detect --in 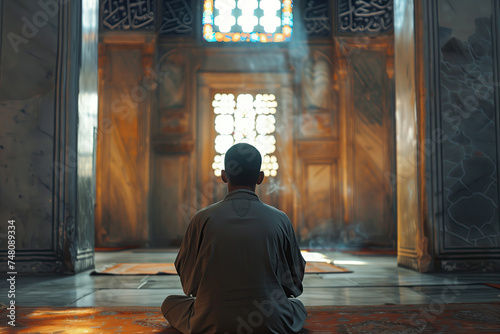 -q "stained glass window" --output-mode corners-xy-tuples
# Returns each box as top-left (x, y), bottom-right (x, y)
(203, 0), (293, 43)
(212, 93), (279, 177)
